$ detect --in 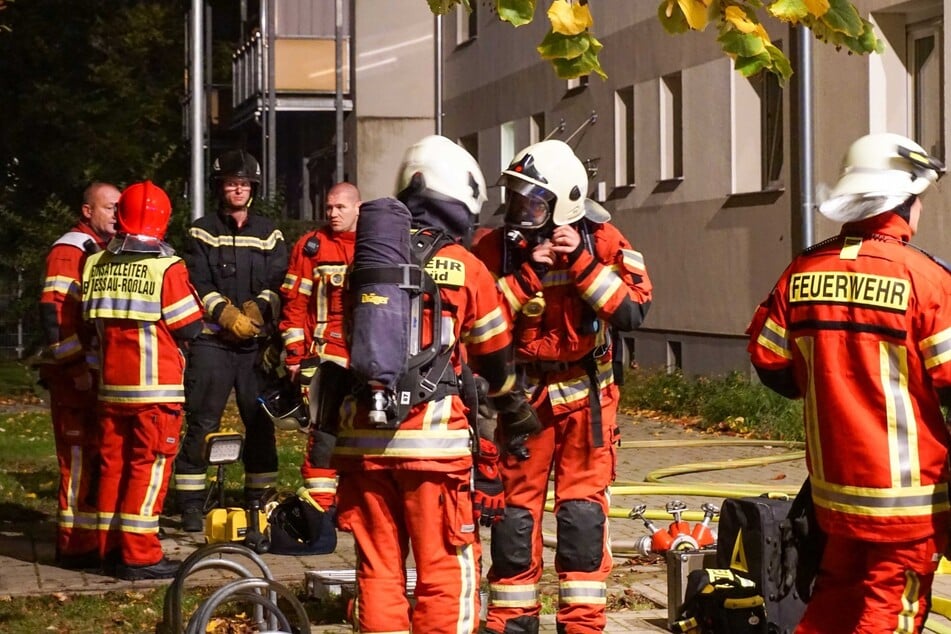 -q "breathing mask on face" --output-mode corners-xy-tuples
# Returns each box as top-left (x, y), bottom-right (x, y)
(502, 178), (557, 247)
